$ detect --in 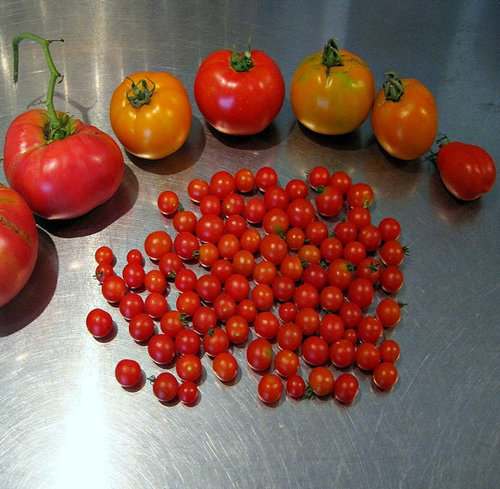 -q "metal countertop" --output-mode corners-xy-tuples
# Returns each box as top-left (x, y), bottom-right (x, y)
(0, 1), (499, 488)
